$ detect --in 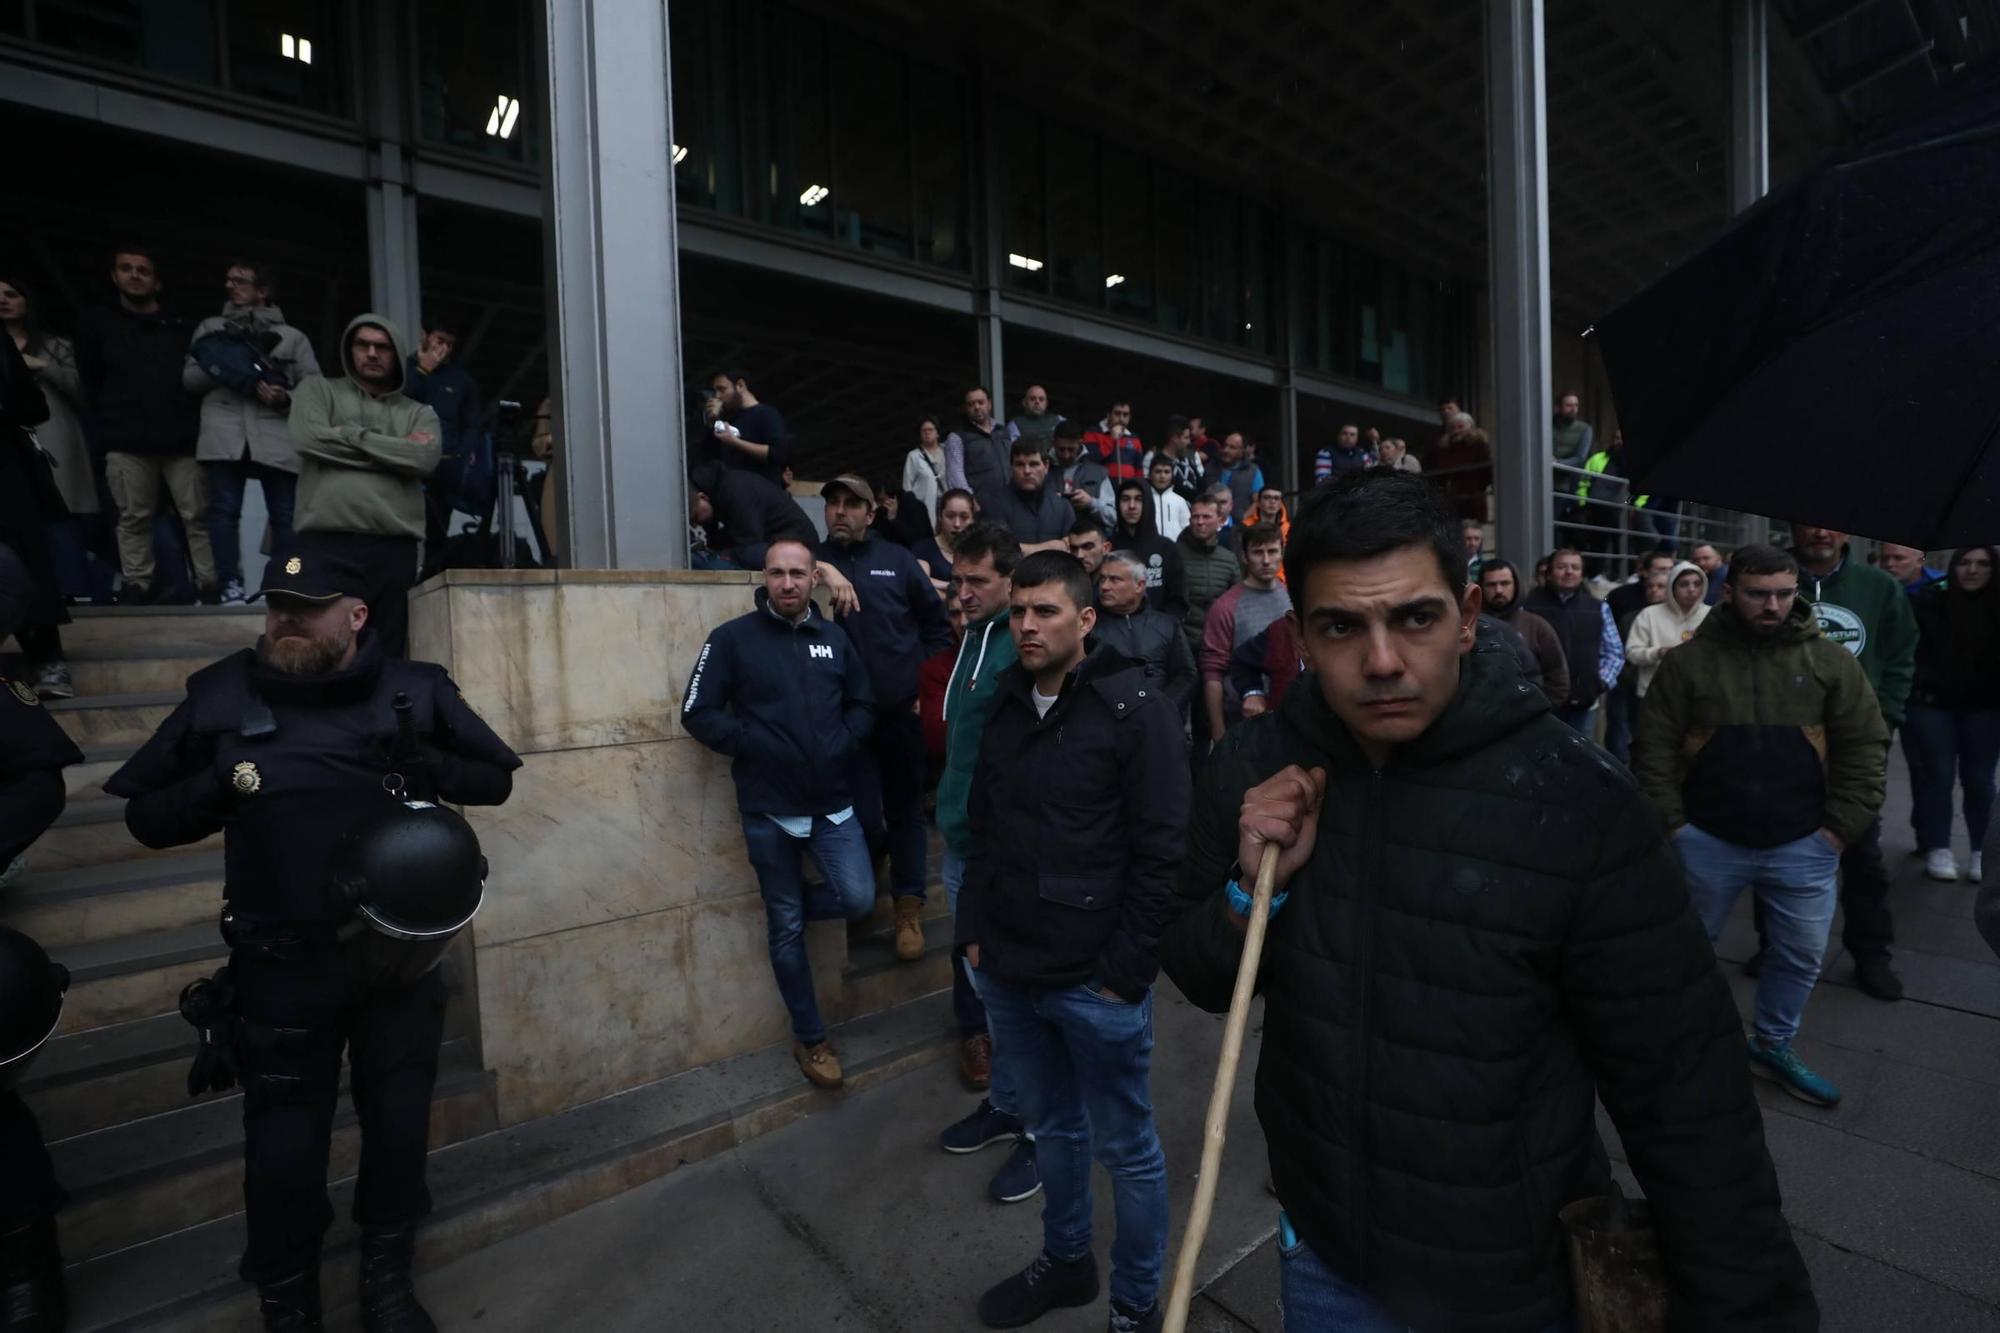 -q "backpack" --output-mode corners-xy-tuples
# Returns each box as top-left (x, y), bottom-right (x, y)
(191, 327), (287, 398)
